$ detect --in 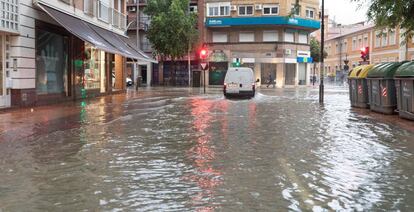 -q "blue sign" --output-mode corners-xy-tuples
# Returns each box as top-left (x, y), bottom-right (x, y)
(206, 16), (320, 29)
(297, 57), (314, 63)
